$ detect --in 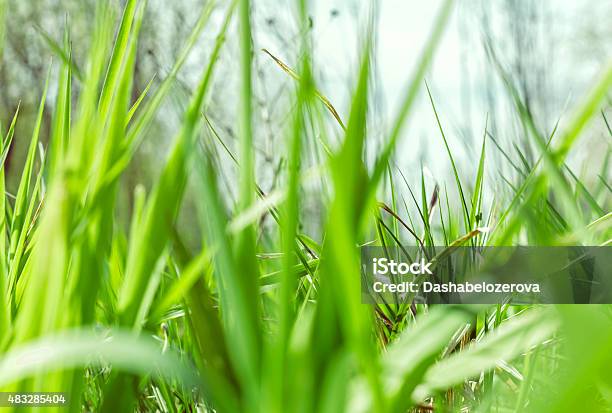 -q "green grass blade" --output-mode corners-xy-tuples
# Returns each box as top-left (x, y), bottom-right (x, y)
(0, 104), (19, 171)
(425, 82), (471, 233)
(566, 165), (604, 217)
(127, 74), (155, 123)
(470, 116), (488, 229)
(66, 1), (114, 172)
(0, 105), (18, 334)
(97, 0), (139, 114)
(8, 70), (50, 266)
(7, 149), (45, 301)
(48, 26), (72, 178)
